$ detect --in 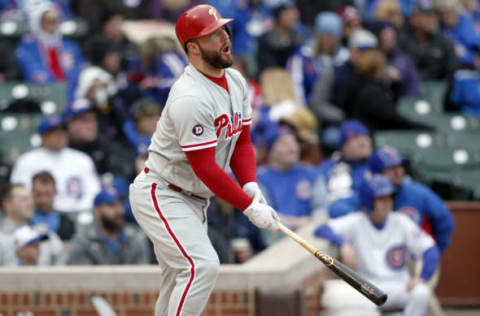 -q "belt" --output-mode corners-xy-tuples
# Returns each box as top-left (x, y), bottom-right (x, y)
(145, 168), (206, 200)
